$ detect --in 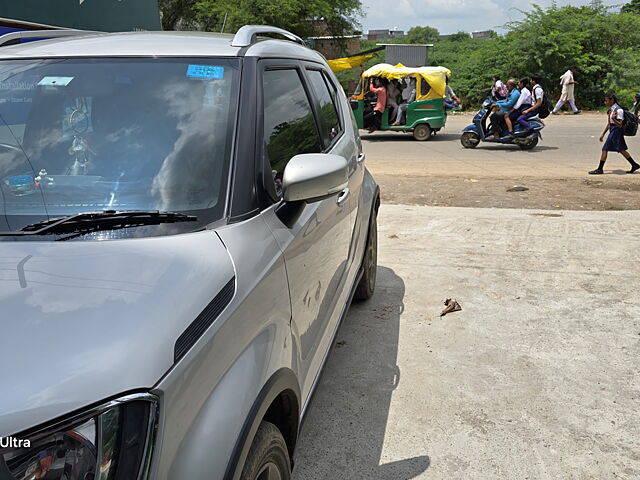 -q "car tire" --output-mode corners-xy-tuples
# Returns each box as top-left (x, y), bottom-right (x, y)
(354, 210), (378, 301)
(240, 421), (291, 480)
(461, 131), (480, 148)
(413, 123), (432, 141)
